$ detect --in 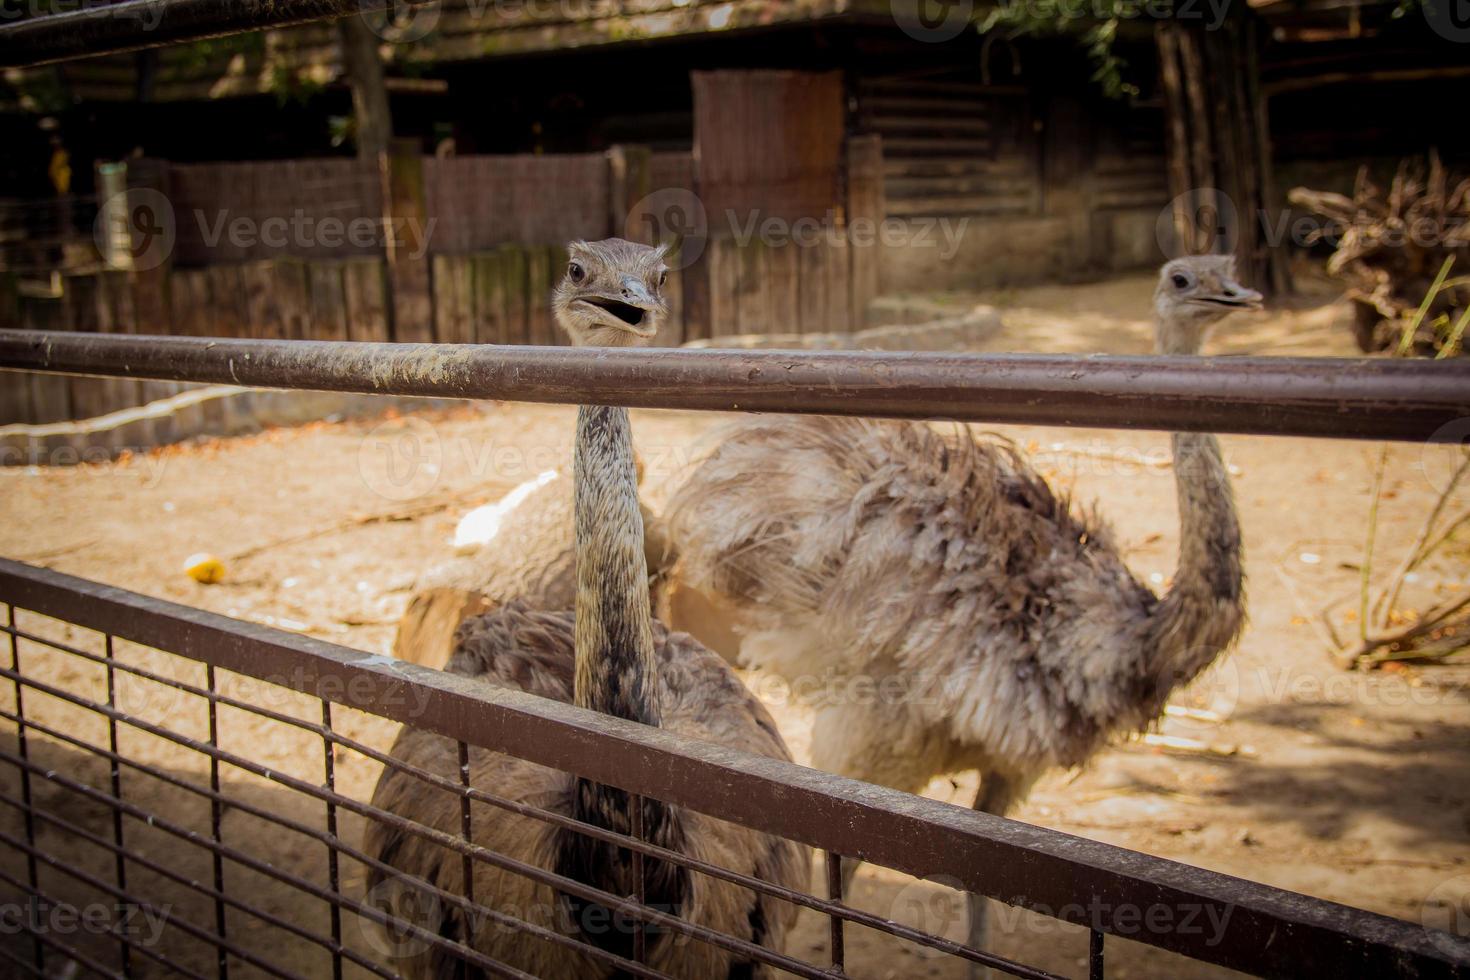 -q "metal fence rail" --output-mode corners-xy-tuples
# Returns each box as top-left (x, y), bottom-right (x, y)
(2, 558), (1468, 980)
(3, 331), (1470, 442)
